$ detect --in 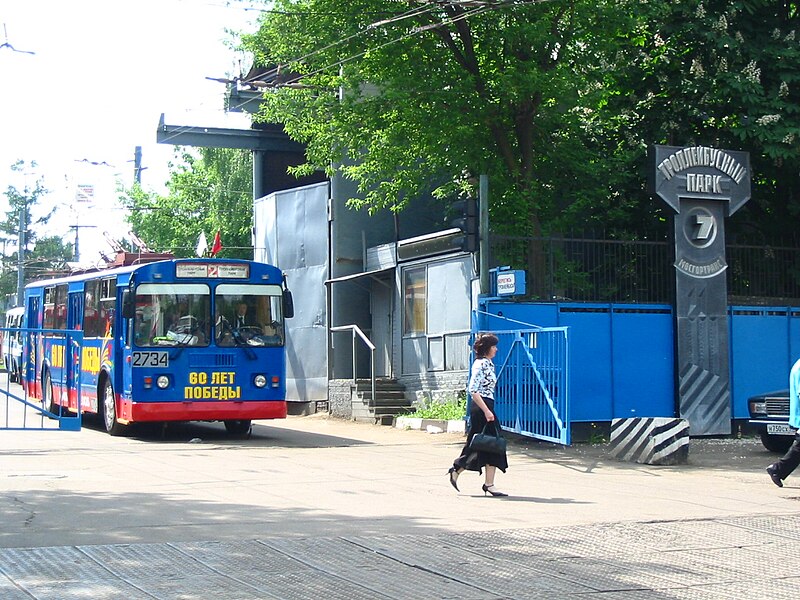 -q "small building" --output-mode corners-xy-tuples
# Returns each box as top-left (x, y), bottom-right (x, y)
(253, 178), (473, 418)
